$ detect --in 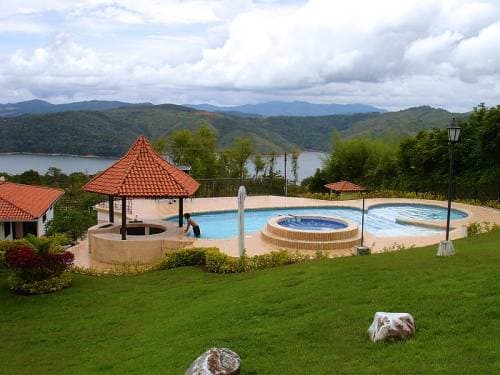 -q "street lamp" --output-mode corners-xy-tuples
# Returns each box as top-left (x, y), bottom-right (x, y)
(437, 117), (461, 256)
